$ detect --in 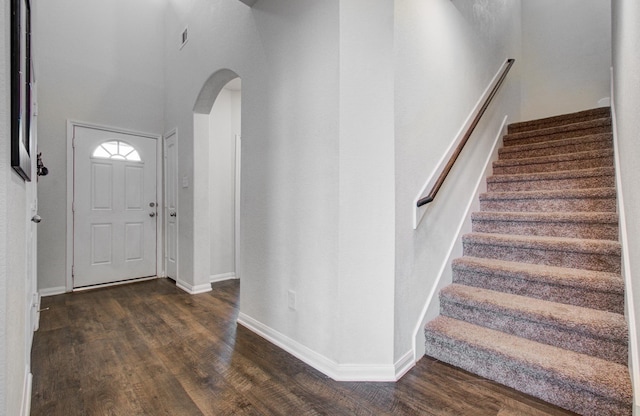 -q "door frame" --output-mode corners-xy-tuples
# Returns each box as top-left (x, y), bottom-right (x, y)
(163, 128), (179, 282)
(65, 120), (163, 292)
(234, 133), (241, 280)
